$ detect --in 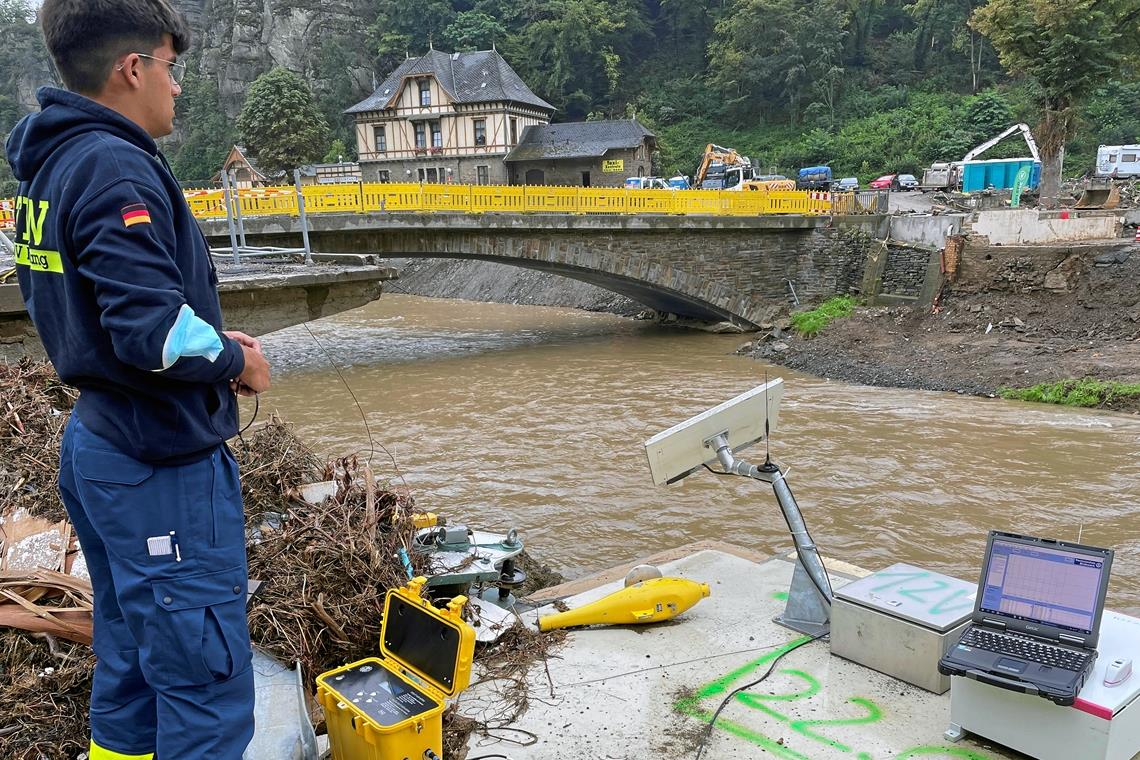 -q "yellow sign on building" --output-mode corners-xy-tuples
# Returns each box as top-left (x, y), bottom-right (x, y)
(602, 159), (624, 173)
